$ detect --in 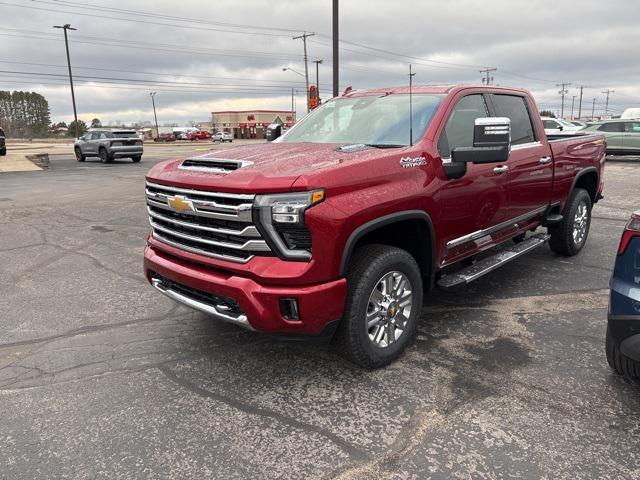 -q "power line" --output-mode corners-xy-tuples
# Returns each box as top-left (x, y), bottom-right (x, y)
(0, 1), (295, 38)
(0, 59), (306, 86)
